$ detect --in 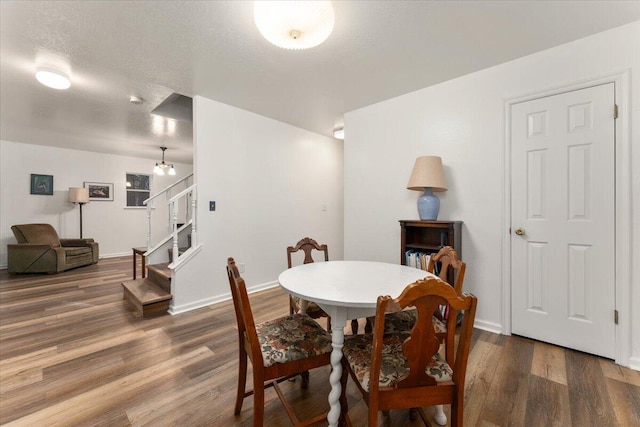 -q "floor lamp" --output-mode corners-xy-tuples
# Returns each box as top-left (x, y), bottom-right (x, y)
(68, 187), (89, 238)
